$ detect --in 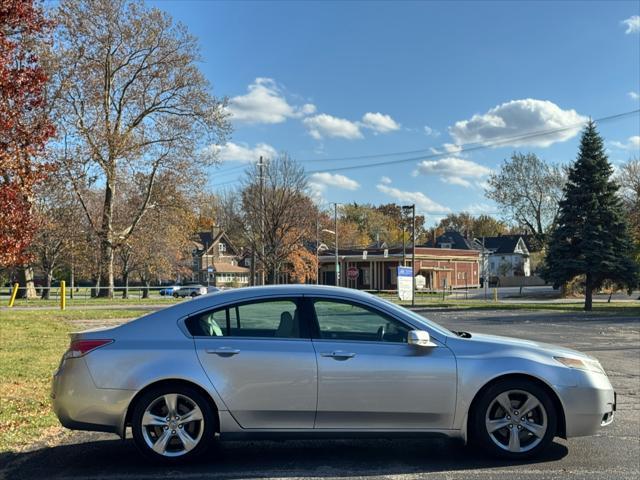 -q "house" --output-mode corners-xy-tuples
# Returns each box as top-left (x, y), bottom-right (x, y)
(317, 242), (480, 290)
(482, 235), (531, 277)
(191, 227), (250, 287)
